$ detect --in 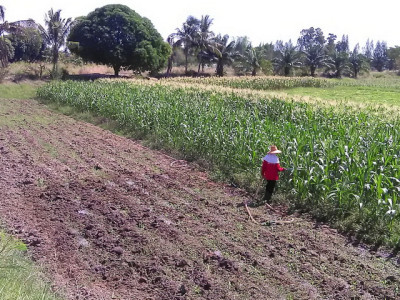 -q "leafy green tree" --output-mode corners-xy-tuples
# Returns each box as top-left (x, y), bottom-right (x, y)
(297, 27), (330, 76)
(349, 44), (368, 78)
(387, 46), (400, 70)
(69, 4), (170, 76)
(0, 5), (35, 67)
(363, 39), (374, 61)
(372, 41), (388, 72)
(234, 36), (252, 55)
(258, 58), (273, 75)
(325, 33), (337, 56)
(298, 27), (325, 51)
(0, 37), (13, 67)
(273, 40), (302, 76)
(170, 16), (200, 74)
(255, 43), (274, 60)
(8, 27), (43, 62)
(38, 9), (72, 76)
